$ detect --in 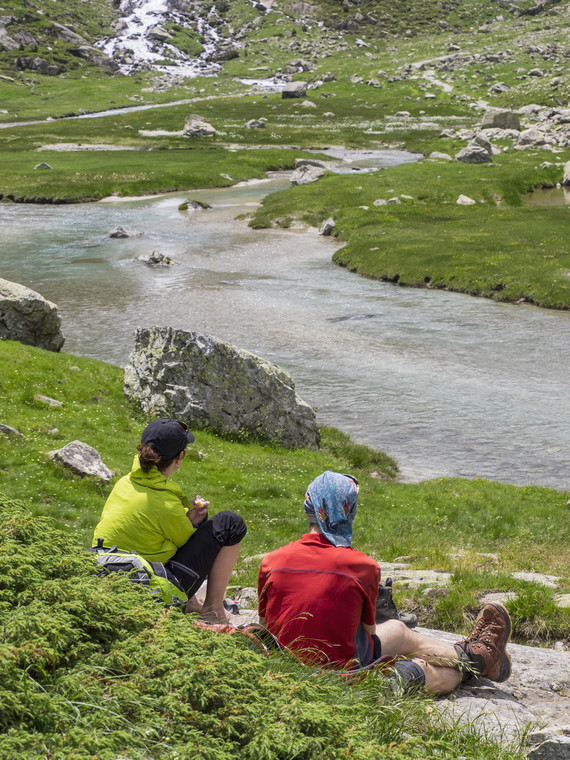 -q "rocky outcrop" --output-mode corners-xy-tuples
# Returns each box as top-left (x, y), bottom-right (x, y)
(0, 278), (64, 352)
(49, 441), (114, 482)
(562, 161), (570, 187)
(183, 115), (217, 137)
(124, 326), (320, 449)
